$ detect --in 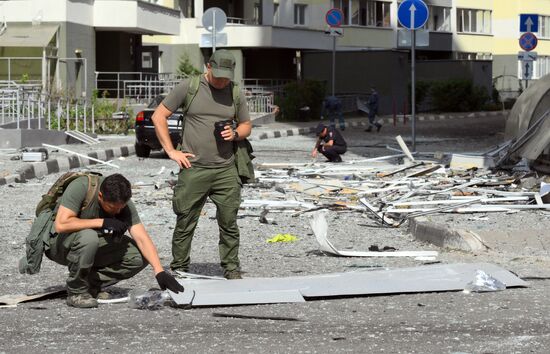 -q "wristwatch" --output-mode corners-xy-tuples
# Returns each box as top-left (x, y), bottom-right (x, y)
(233, 130), (239, 141)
